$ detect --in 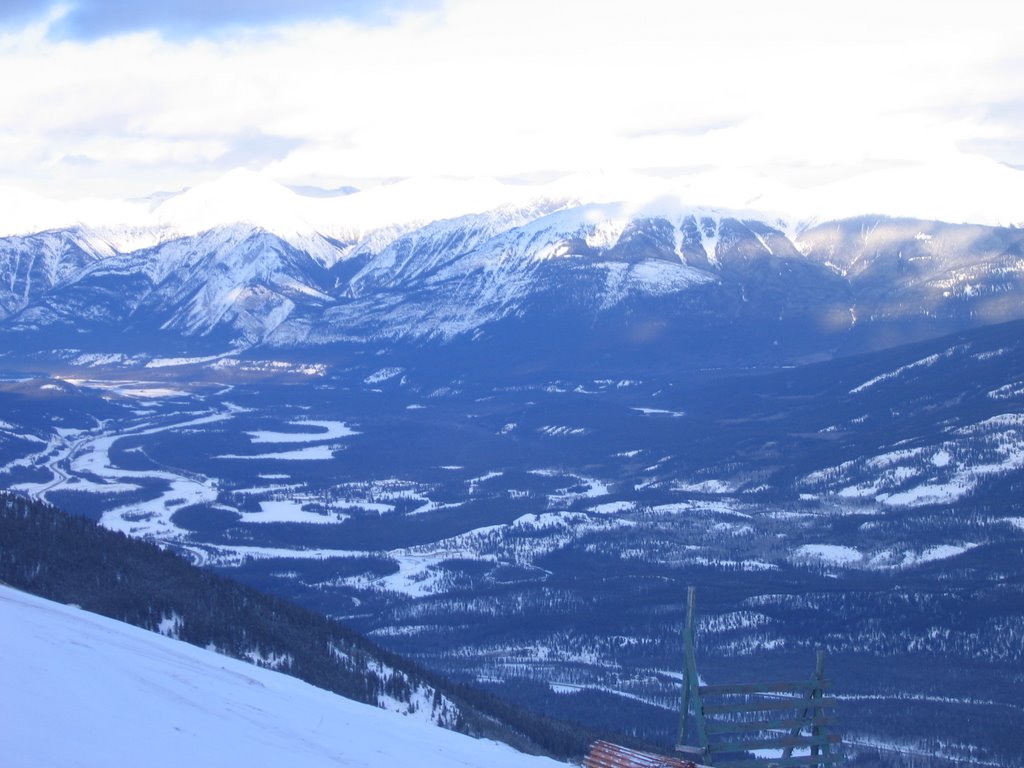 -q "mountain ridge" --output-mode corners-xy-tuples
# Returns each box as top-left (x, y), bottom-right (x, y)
(2, 165), (1020, 368)
(2, 199), (1022, 372)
